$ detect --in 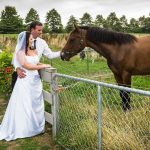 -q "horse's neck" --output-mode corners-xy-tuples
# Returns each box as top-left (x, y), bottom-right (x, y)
(86, 41), (113, 60)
